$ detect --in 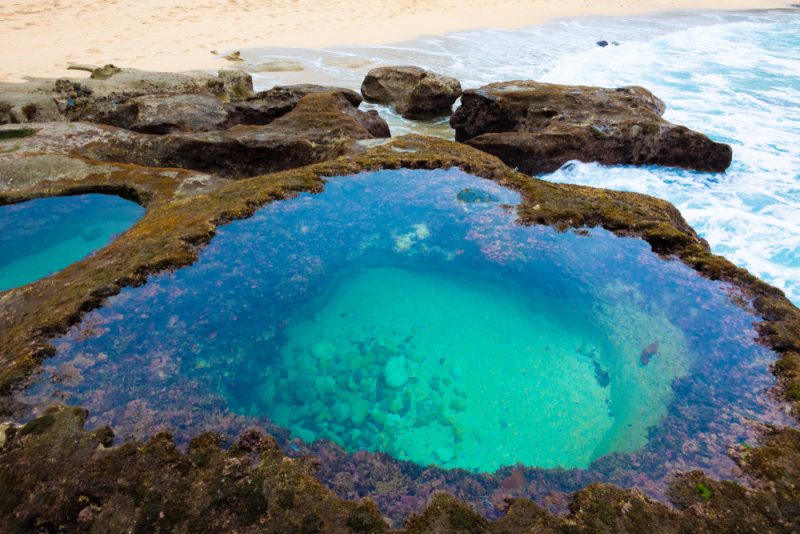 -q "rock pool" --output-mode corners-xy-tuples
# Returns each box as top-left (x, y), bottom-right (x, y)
(0, 194), (144, 291)
(18, 168), (789, 516)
